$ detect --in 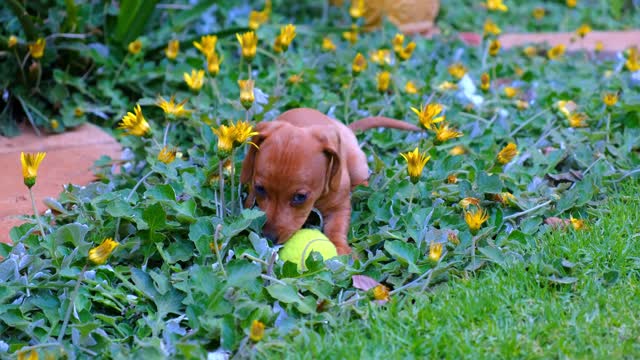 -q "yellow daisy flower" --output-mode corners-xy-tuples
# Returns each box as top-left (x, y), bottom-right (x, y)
(480, 73), (490, 92)
(434, 123), (463, 143)
(212, 124), (235, 154)
(184, 69), (205, 92)
(377, 71), (391, 93)
(165, 40), (179, 60)
(429, 242), (443, 261)
(28, 38), (46, 59)
(8, 35), (18, 48)
(488, 39), (501, 56)
(89, 238), (120, 265)
(193, 35), (218, 57)
(20, 152), (46, 188)
(405, 81), (418, 94)
(207, 51), (223, 77)
(547, 44), (566, 60)
(352, 52), (367, 74)
(486, 0), (508, 12)
(249, 320), (265, 342)
(118, 104), (150, 136)
(238, 79), (255, 110)
(602, 92), (618, 107)
(373, 284), (390, 301)
(158, 147), (177, 164)
(322, 37), (337, 51)
(236, 31), (258, 62)
(156, 96), (191, 118)
(448, 63), (467, 80)
(400, 147), (430, 183)
(273, 24), (296, 53)
(128, 39), (142, 55)
(349, 0), (365, 18)
(411, 103), (445, 130)
(465, 207), (489, 233)
(497, 143), (518, 164)
(483, 19), (501, 36)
